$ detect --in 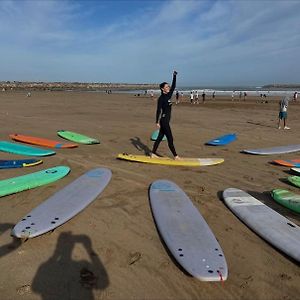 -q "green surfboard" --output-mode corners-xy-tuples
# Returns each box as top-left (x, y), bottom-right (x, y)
(151, 130), (167, 141)
(271, 189), (300, 213)
(287, 176), (300, 188)
(0, 166), (70, 197)
(0, 141), (55, 156)
(57, 130), (100, 144)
